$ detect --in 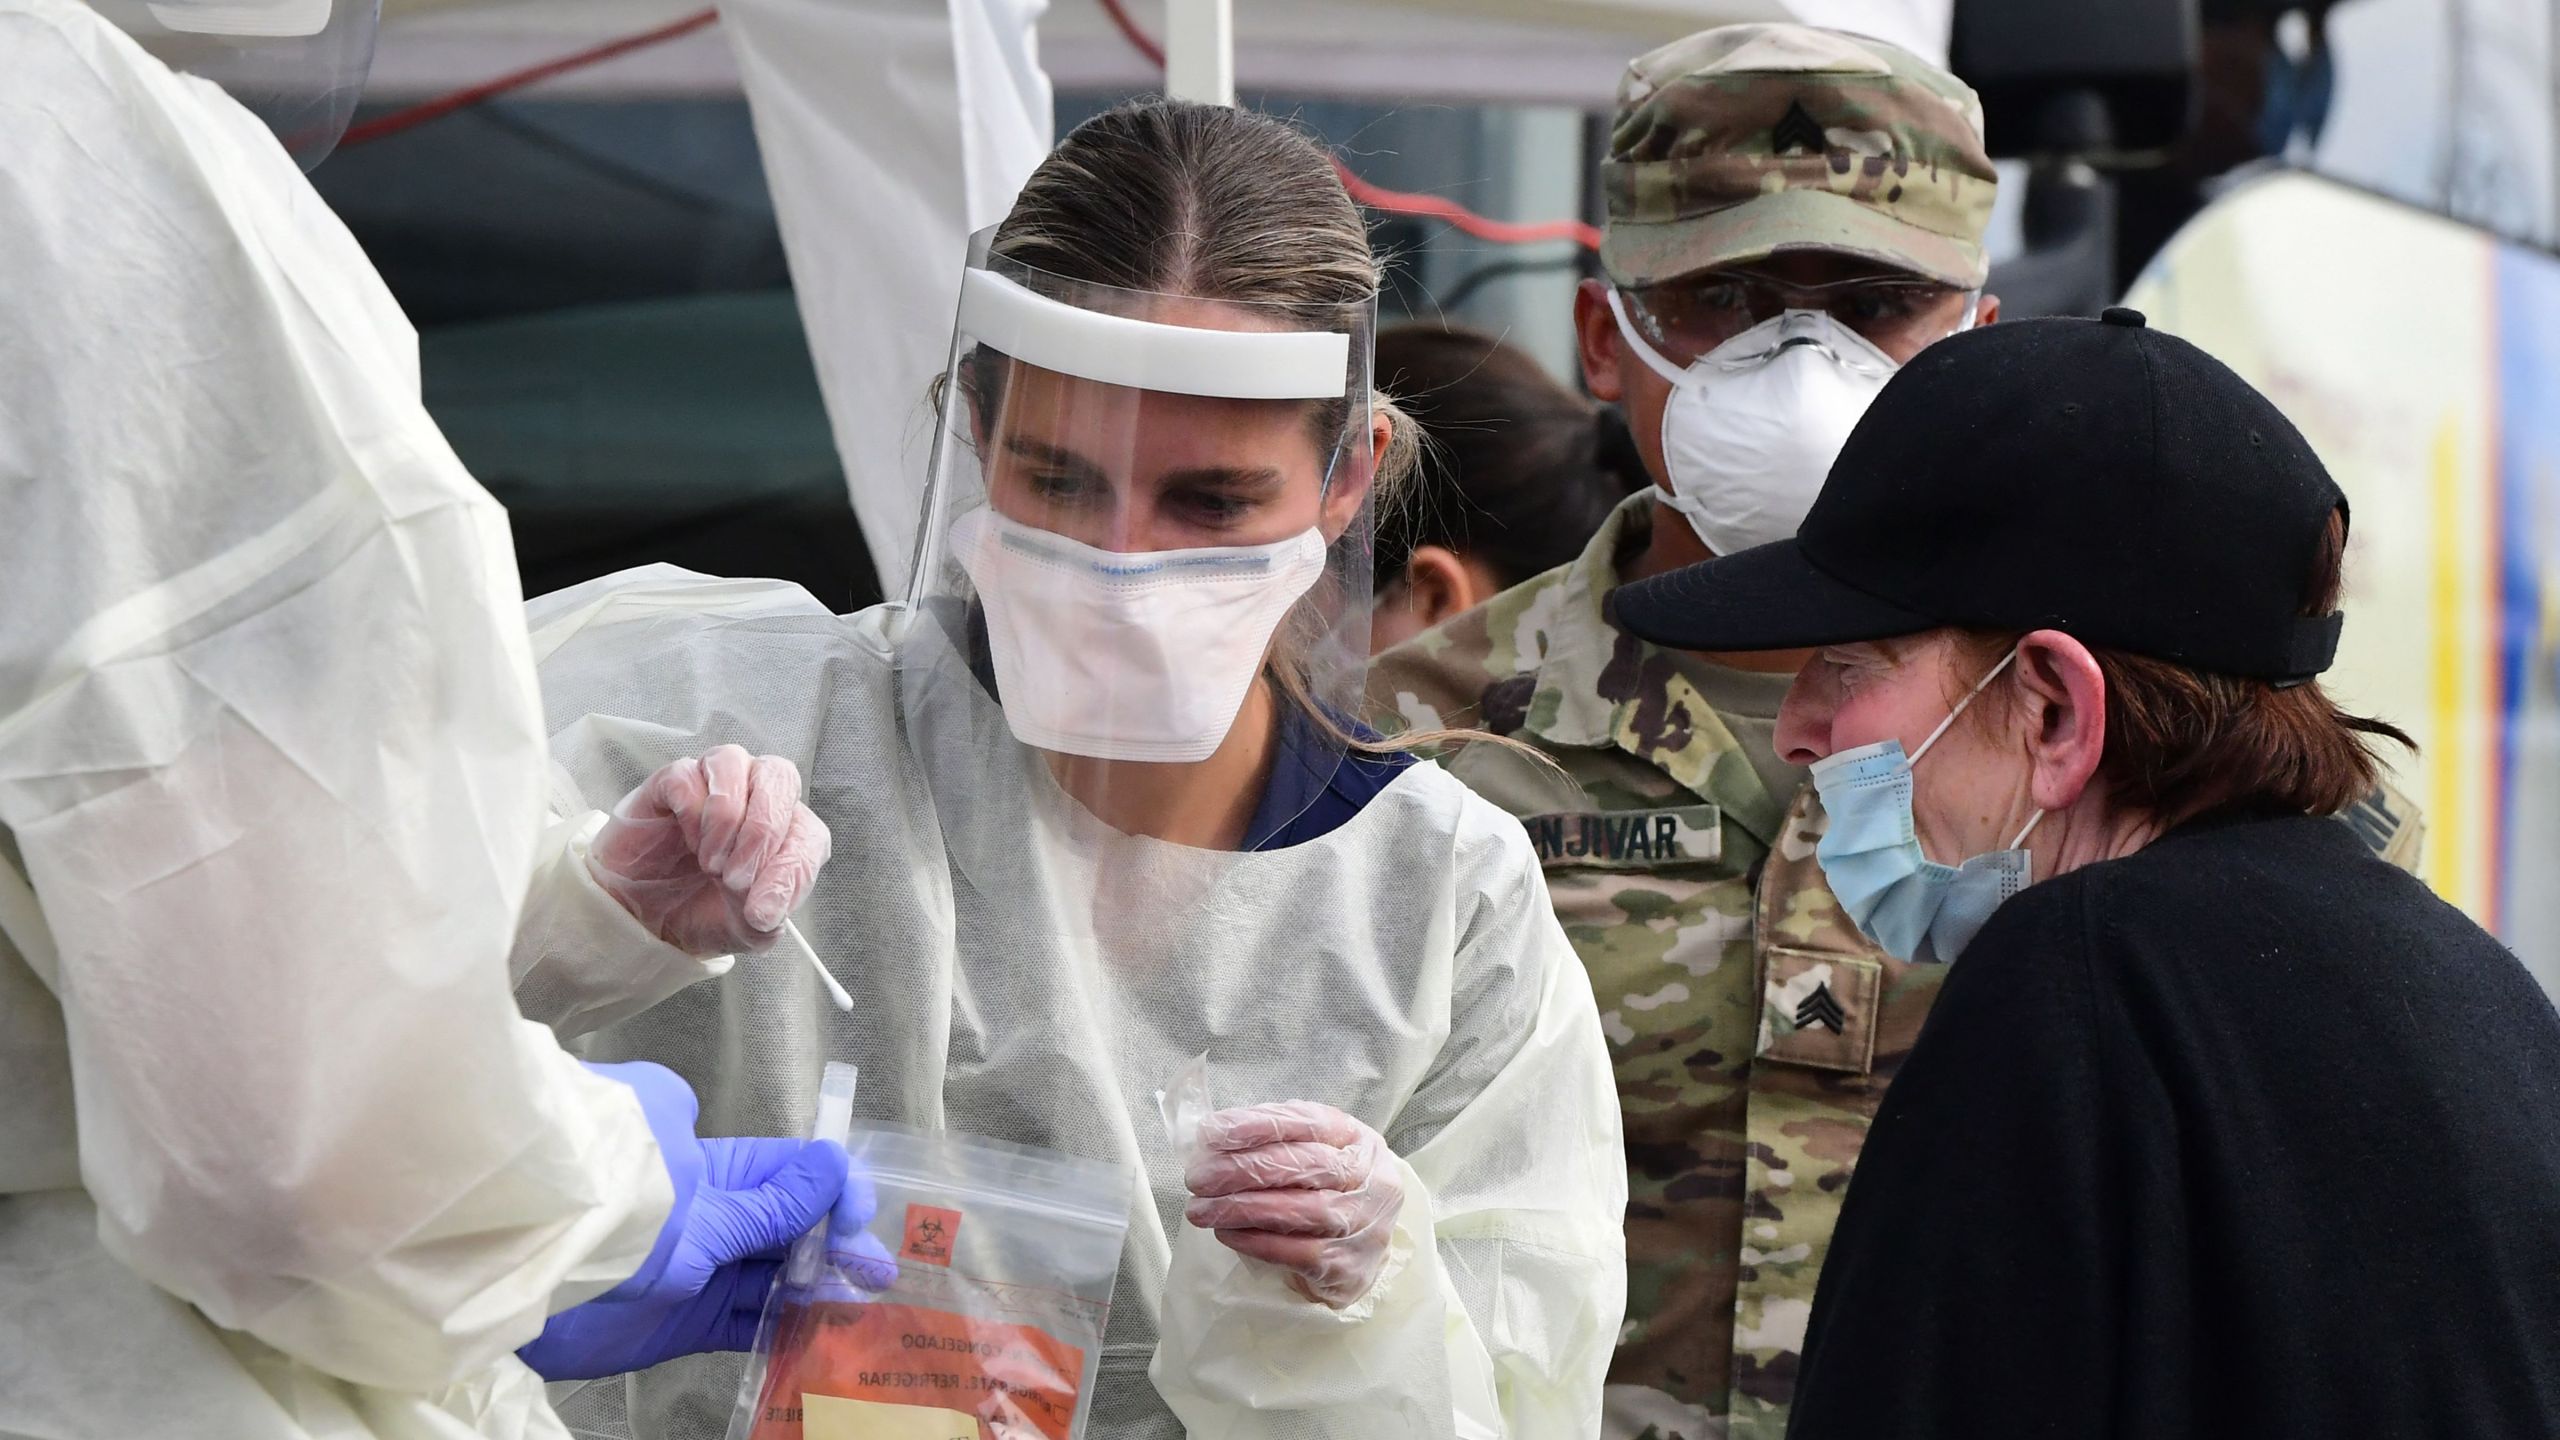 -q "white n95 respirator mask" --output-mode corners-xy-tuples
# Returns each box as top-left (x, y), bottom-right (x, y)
(1608, 291), (1899, 557)
(951, 507), (1331, 764)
